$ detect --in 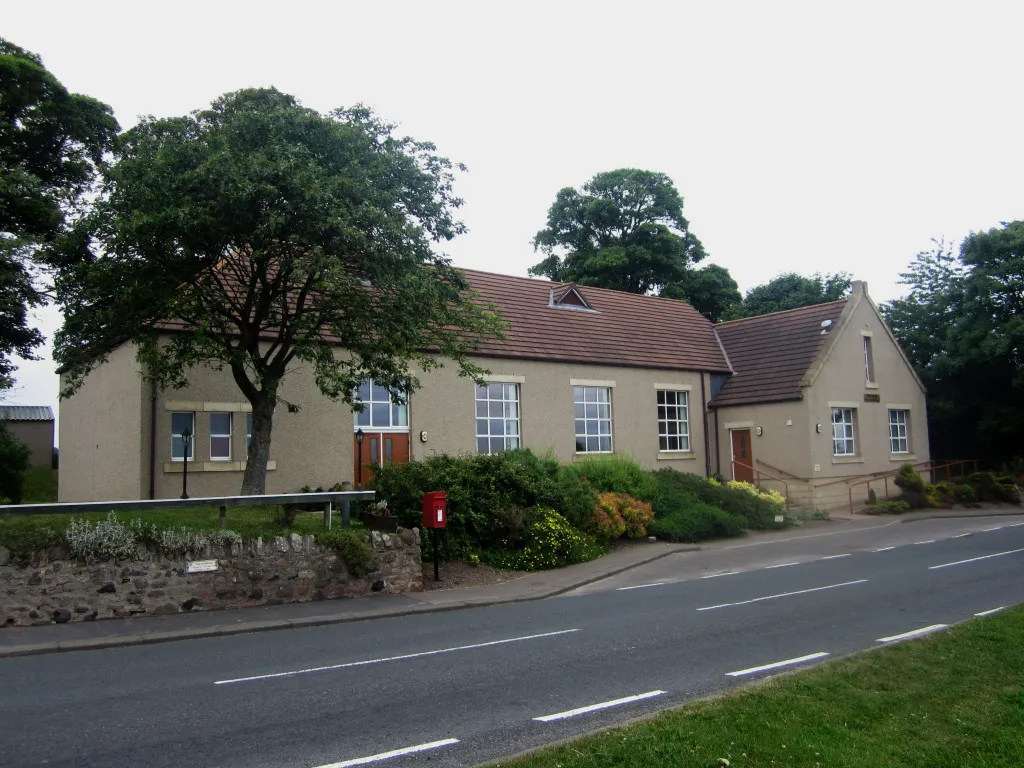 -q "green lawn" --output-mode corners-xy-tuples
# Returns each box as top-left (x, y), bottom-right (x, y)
(495, 607), (1024, 768)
